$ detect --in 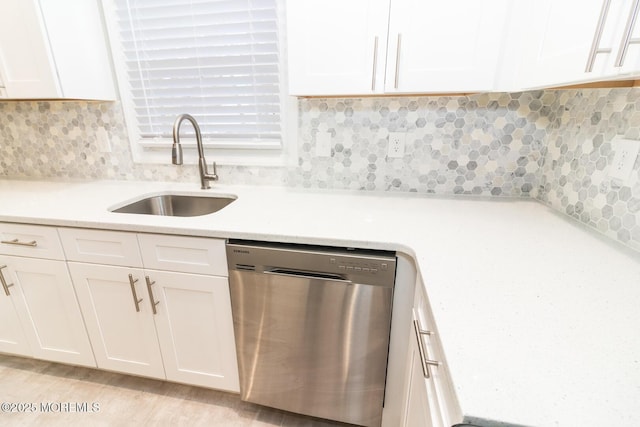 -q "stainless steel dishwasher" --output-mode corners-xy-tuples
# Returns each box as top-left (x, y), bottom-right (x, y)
(226, 240), (396, 427)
